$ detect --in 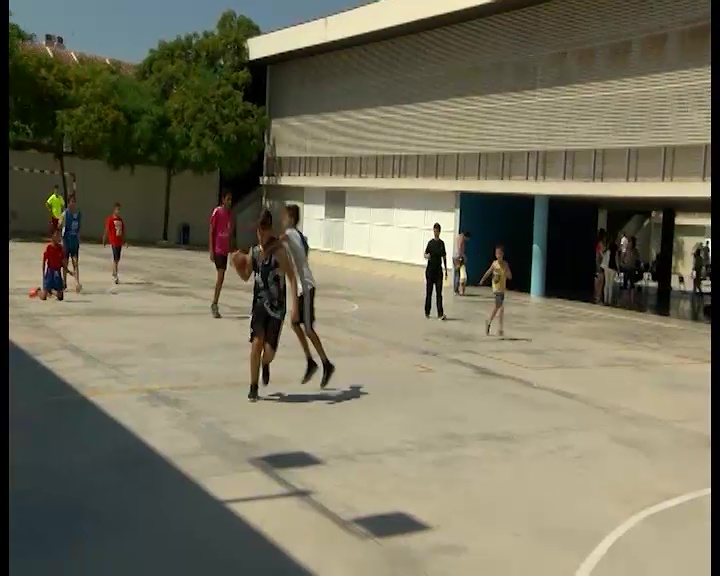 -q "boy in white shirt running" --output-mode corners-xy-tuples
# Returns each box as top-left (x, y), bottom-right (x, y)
(280, 204), (336, 388)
